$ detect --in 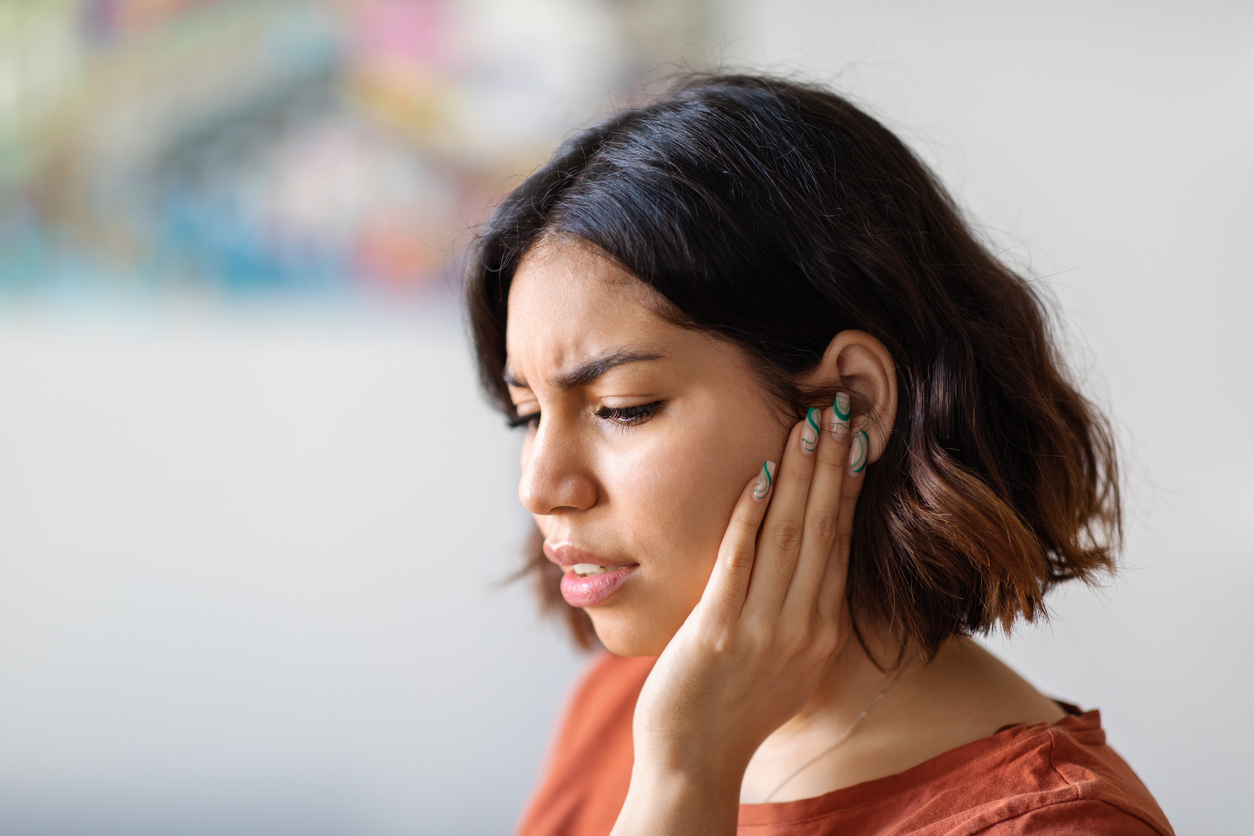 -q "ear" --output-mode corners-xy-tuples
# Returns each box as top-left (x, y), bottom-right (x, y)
(803, 330), (898, 464)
